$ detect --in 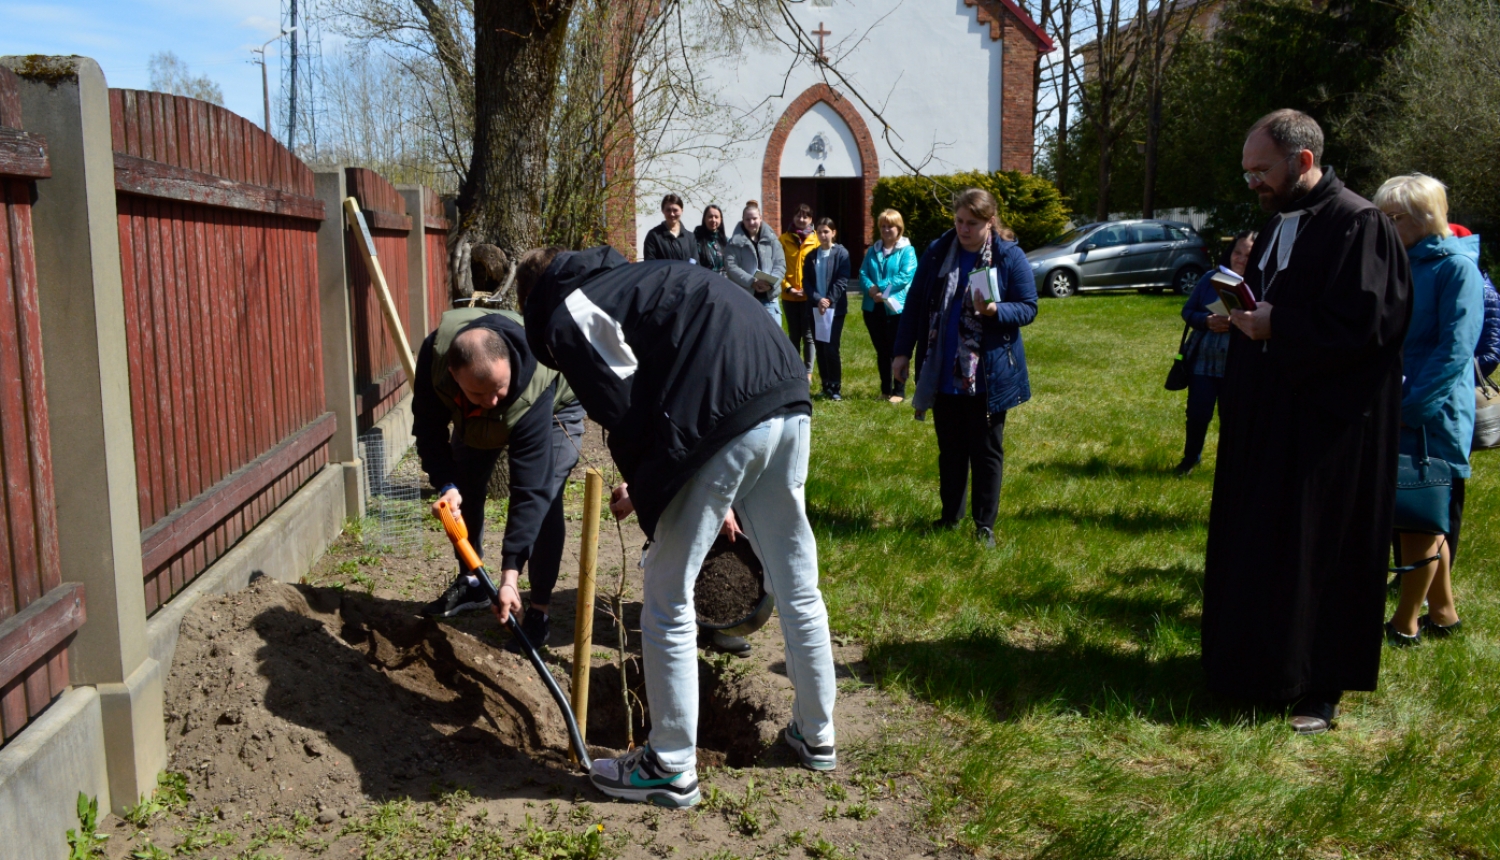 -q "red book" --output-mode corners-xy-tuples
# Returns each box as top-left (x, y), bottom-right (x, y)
(1210, 268), (1257, 312)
